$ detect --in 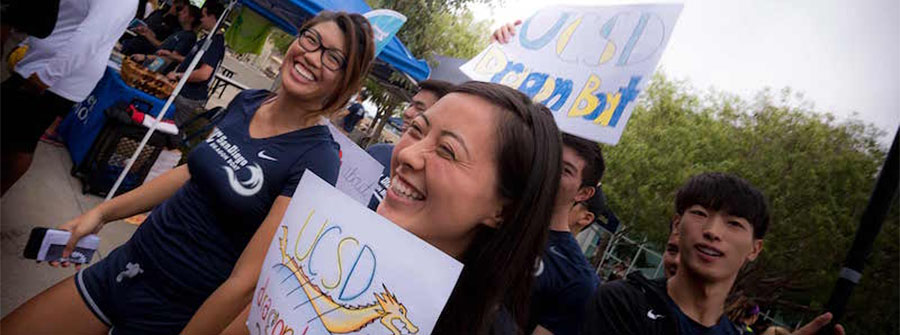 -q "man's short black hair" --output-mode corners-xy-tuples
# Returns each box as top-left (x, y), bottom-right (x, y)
(562, 133), (605, 187)
(417, 80), (454, 99)
(186, 5), (202, 28)
(202, 1), (225, 20)
(675, 172), (770, 239)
